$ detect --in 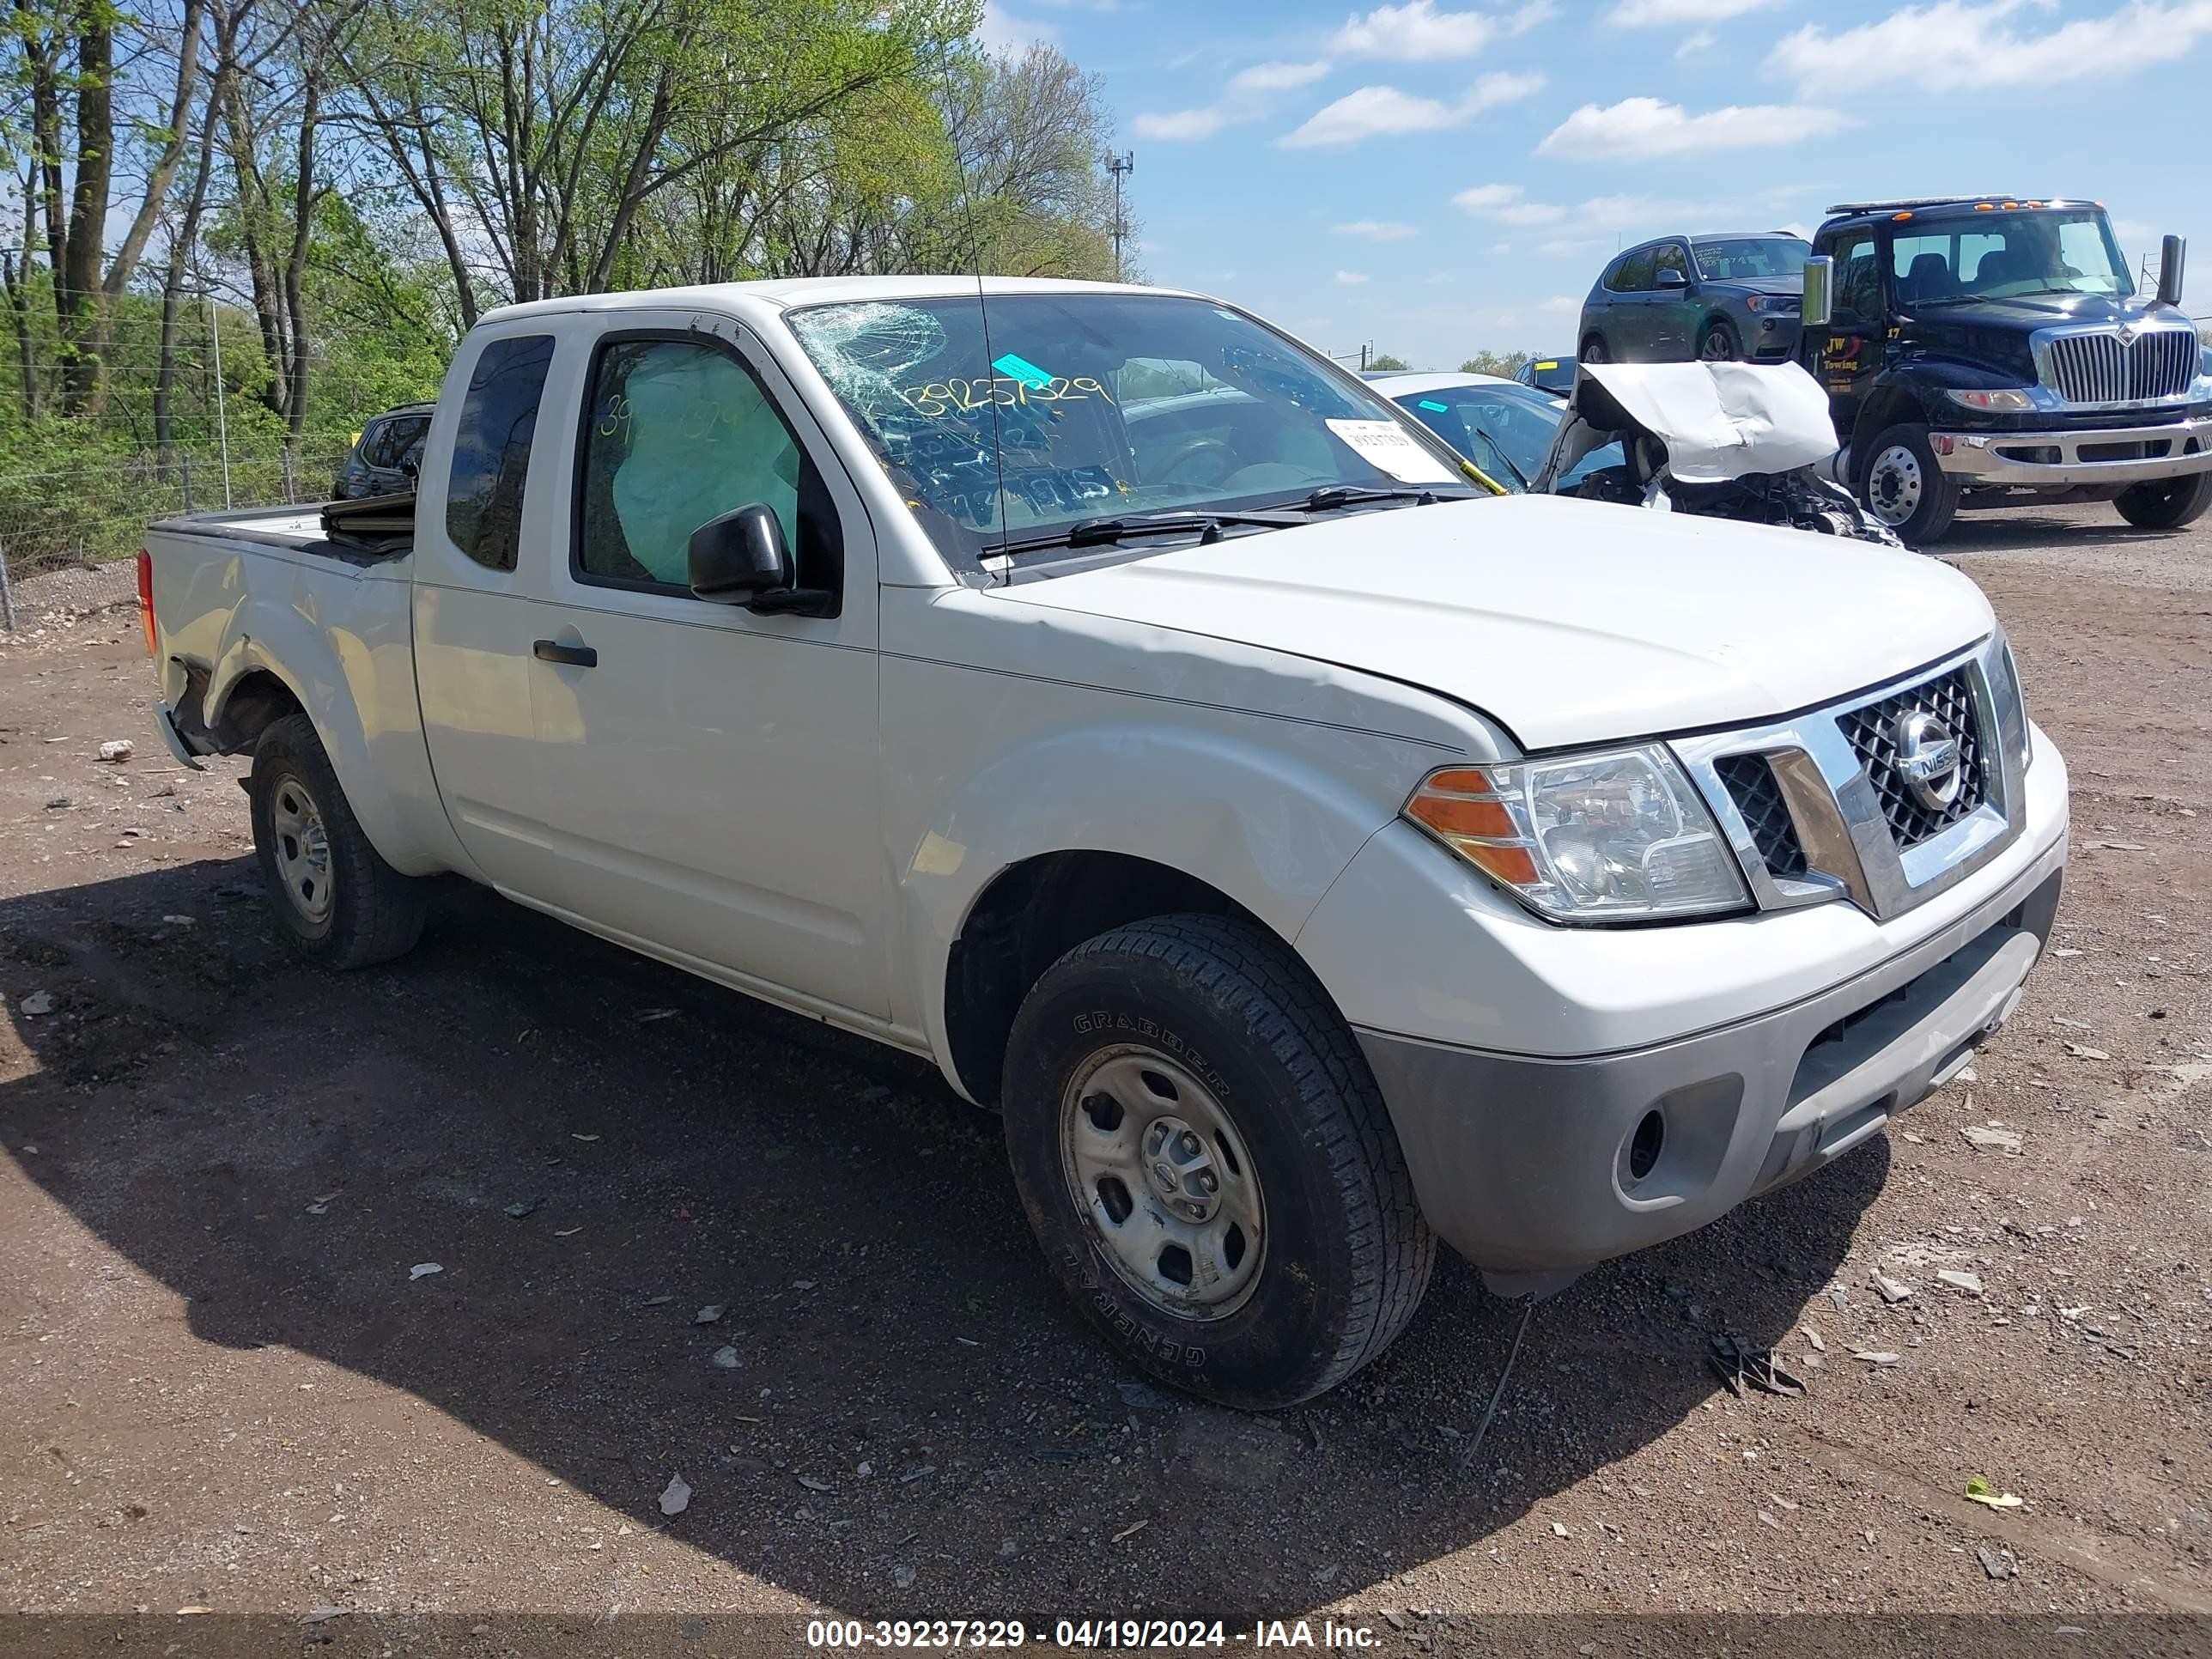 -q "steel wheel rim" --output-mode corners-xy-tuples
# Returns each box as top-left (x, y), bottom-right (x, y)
(270, 775), (334, 925)
(1058, 1045), (1266, 1321)
(1868, 443), (1923, 526)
